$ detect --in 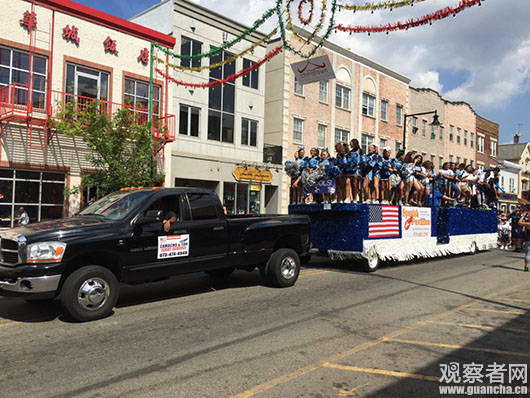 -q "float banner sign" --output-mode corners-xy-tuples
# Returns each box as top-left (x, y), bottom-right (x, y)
(402, 206), (431, 238)
(305, 179), (336, 194)
(291, 55), (335, 85)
